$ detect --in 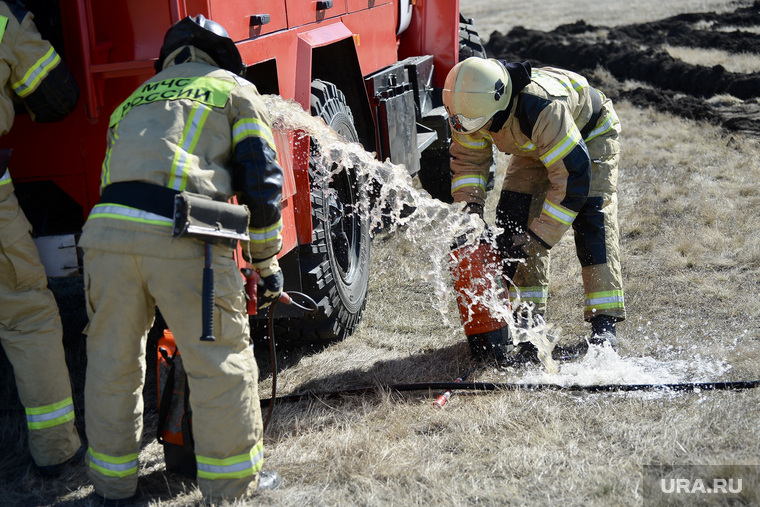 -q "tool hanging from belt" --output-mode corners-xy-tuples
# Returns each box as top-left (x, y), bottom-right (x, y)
(172, 191), (250, 341)
(97, 182), (252, 341)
